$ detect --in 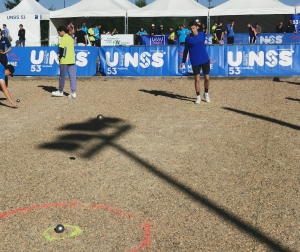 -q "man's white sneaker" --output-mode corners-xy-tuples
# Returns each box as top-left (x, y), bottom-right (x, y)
(52, 90), (63, 97)
(195, 95), (201, 104)
(67, 93), (76, 99)
(204, 92), (210, 103)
